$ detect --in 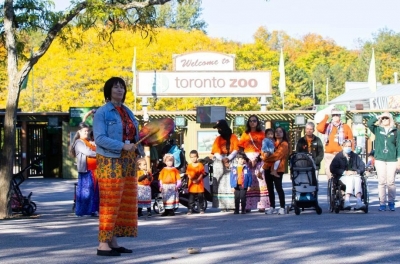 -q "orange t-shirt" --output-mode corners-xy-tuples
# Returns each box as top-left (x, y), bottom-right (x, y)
(186, 163), (205, 193)
(158, 167), (180, 184)
(237, 166), (244, 185)
(137, 170), (153, 186)
(316, 114), (354, 153)
(82, 138), (96, 175)
(238, 131), (264, 153)
(211, 134), (239, 155)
